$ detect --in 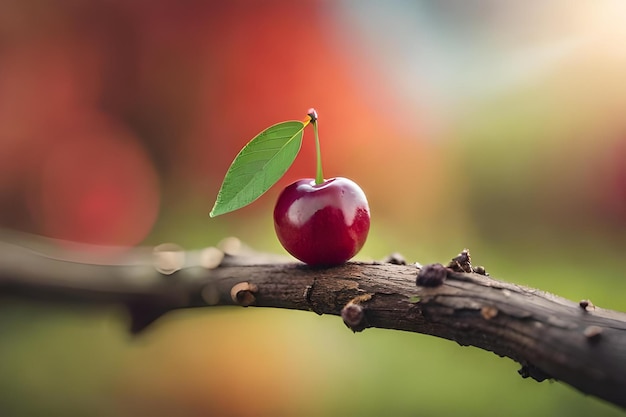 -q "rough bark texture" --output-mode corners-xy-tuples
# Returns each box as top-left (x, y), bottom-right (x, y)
(1, 232), (625, 410)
